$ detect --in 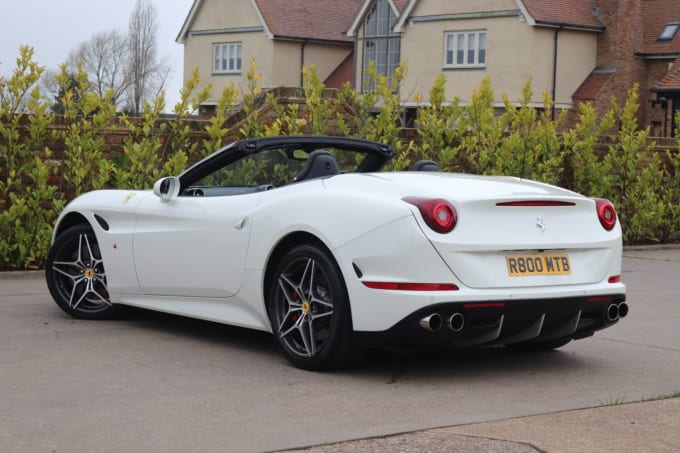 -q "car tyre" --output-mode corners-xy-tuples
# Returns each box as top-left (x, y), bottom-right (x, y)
(45, 224), (116, 319)
(268, 244), (354, 370)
